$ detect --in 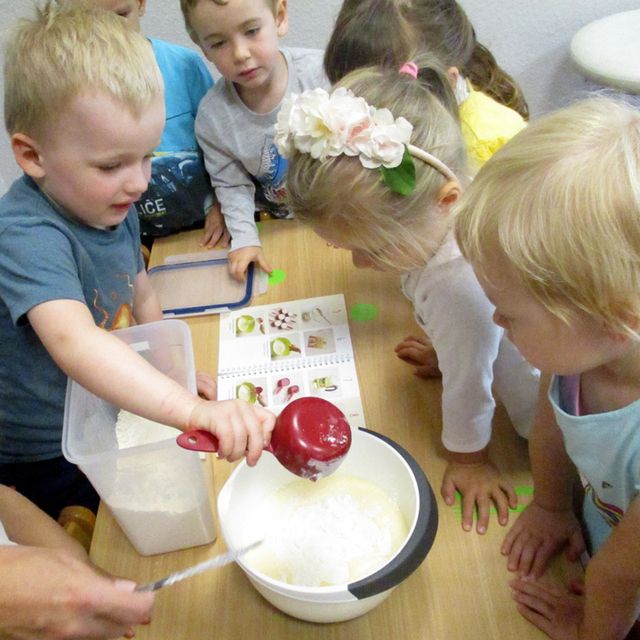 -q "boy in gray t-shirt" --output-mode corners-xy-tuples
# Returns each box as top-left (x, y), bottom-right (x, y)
(180, 0), (329, 280)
